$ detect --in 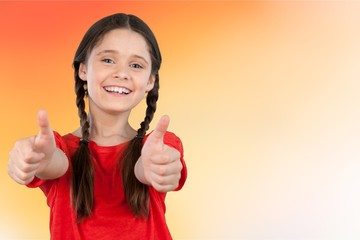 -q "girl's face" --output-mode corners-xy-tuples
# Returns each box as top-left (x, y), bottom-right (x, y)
(79, 28), (155, 115)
